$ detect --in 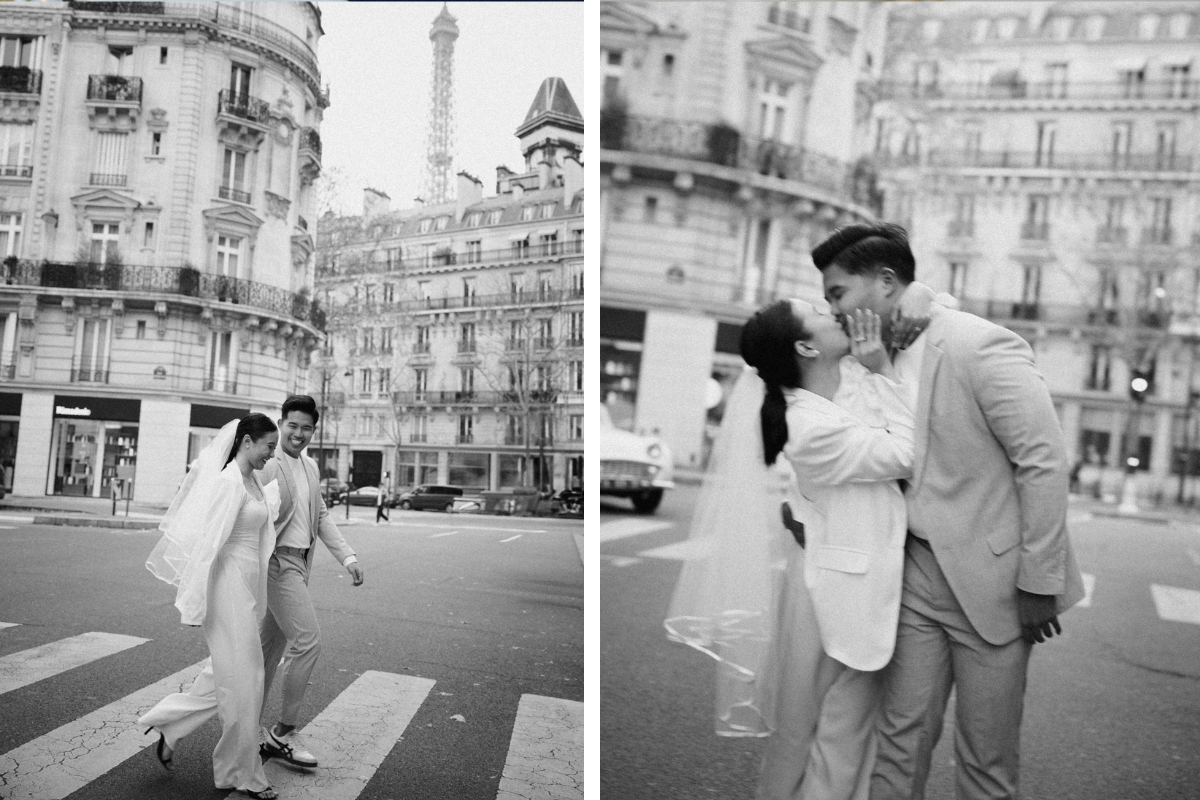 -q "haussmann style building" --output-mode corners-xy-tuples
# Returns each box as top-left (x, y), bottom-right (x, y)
(0, 0), (327, 503)
(312, 77), (584, 495)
